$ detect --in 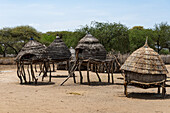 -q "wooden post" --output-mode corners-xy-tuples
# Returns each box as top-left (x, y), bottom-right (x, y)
(158, 87), (160, 94)
(17, 62), (23, 84)
(35, 64), (37, 72)
(72, 60), (77, 83)
(107, 63), (110, 83)
(42, 61), (48, 81)
(87, 60), (90, 85)
(124, 81), (128, 97)
(111, 60), (114, 84)
(39, 62), (42, 71)
(27, 65), (31, 83)
(30, 62), (37, 84)
(79, 61), (83, 84)
(49, 62), (52, 82)
(21, 62), (27, 83)
(95, 64), (101, 82)
(53, 62), (55, 72)
(162, 81), (166, 98)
